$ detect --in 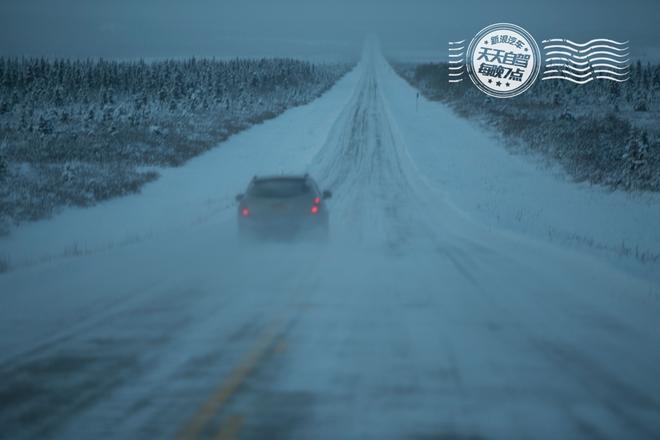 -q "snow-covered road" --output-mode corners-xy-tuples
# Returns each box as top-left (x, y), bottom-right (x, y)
(1, 41), (660, 440)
